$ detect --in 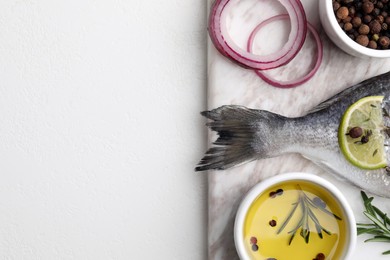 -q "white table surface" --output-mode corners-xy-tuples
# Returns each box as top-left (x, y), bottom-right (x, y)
(0, 0), (208, 259)
(2, 0), (390, 259)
